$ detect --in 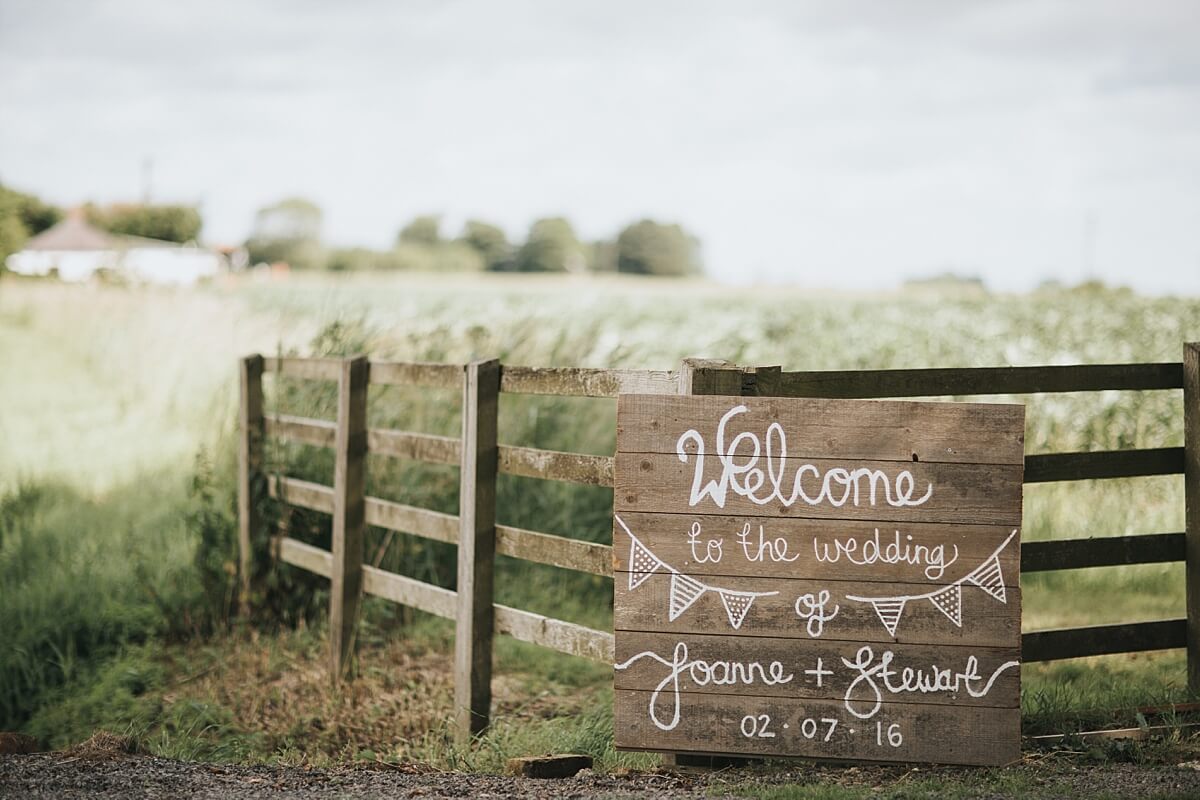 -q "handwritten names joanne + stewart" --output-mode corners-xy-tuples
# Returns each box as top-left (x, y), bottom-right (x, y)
(612, 395), (1025, 766)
